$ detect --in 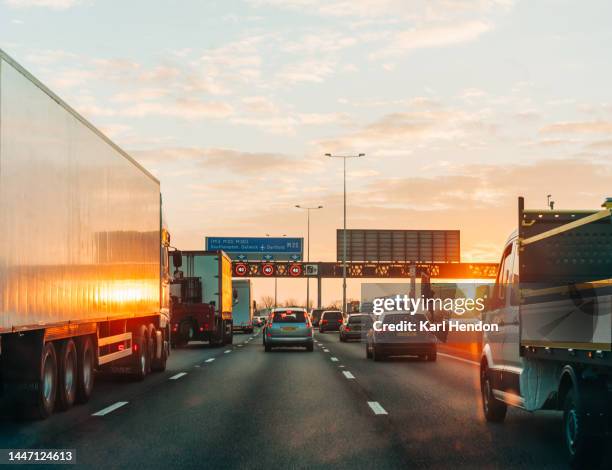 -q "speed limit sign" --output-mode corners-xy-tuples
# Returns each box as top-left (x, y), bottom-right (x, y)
(234, 263), (248, 276)
(289, 264), (303, 277)
(262, 264), (274, 276)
